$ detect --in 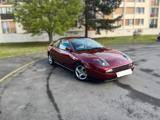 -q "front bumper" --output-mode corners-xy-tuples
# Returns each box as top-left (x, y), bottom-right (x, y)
(87, 63), (134, 81)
